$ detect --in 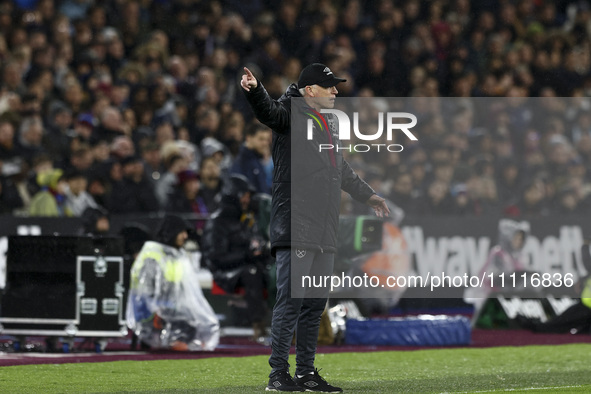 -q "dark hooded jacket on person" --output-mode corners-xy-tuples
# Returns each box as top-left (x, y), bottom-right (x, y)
(201, 174), (266, 292)
(243, 82), (375, 255)
(156, 215), (192, 247)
